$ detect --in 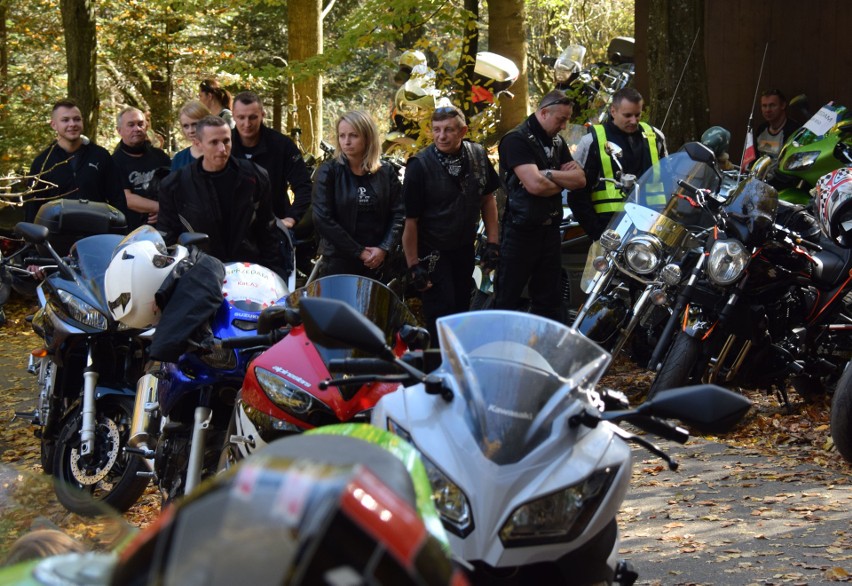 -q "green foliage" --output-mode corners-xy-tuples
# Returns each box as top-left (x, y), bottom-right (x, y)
(0, 0), (634, 173)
